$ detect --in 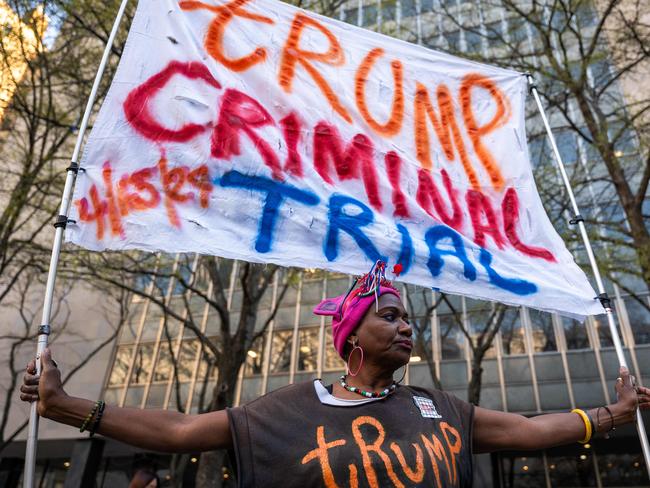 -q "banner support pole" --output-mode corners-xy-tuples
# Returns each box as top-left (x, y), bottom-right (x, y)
(526, 74), (650, 473)
(23, 0), (131, 485)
